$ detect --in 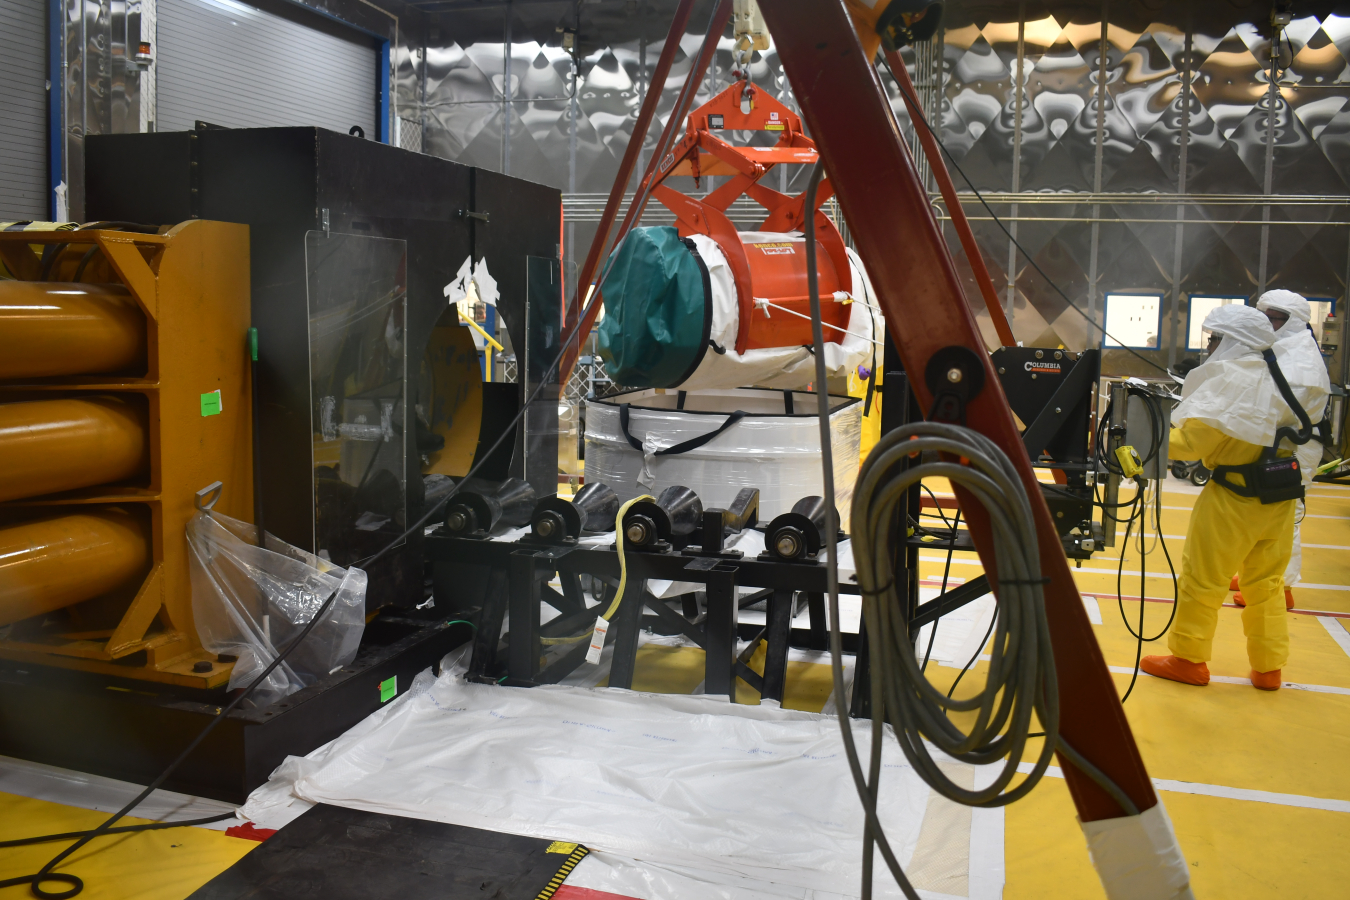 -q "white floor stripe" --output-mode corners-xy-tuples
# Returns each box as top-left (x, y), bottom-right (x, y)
(1301, 542), (1350, 550)
(1109, 664), (1350, 696)
(1017, 762), (1350, 814)
(1291, 582), (1350, 592)
(1148, 778), (1350, 813)
(1081, 595), (1103, 625)
(918, 554), (1179, 580)
(1303, 513), (1347, 519)
(1205, 675), (1350, 695)
(1319, 616), (1350, 659)
(968, 765), (1006, 900)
